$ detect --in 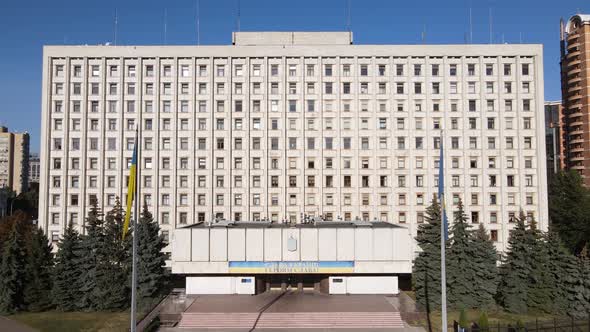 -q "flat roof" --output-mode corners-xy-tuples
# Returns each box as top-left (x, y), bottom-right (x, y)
(181, 221), (404, 229)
